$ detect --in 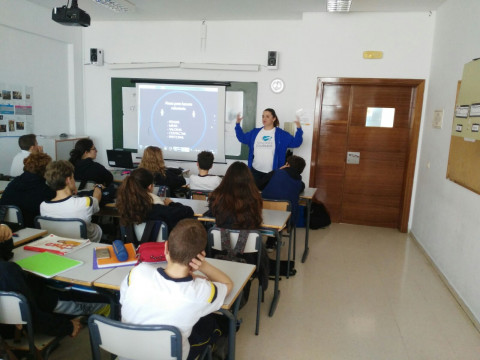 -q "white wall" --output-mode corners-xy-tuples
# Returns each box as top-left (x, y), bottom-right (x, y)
(411, 0), (480, 324)
(0, 0), (84, 174)
(82, 12), (435, 181)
